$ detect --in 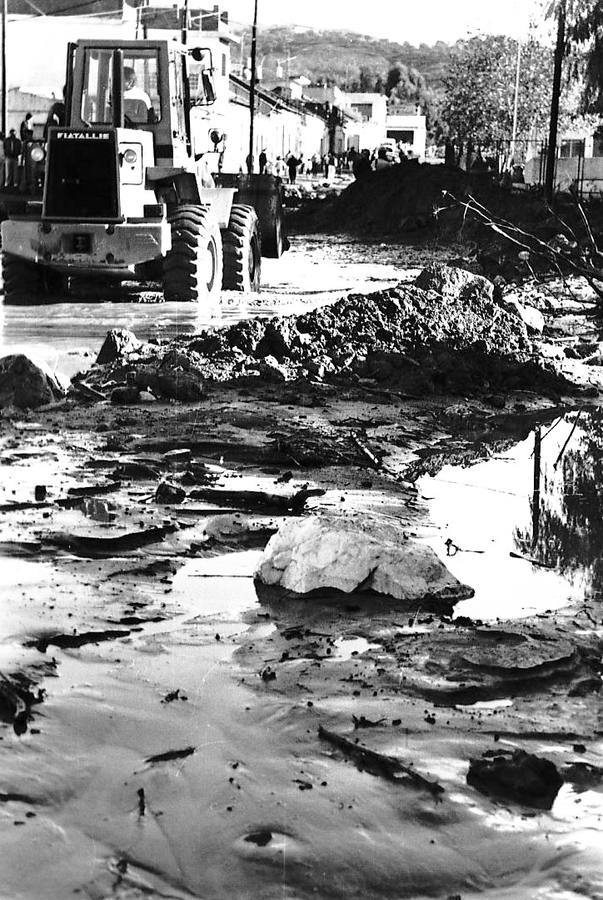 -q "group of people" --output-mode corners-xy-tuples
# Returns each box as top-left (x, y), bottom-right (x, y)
(257, 150), (305, 183)
(1, 113), (35, 189)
